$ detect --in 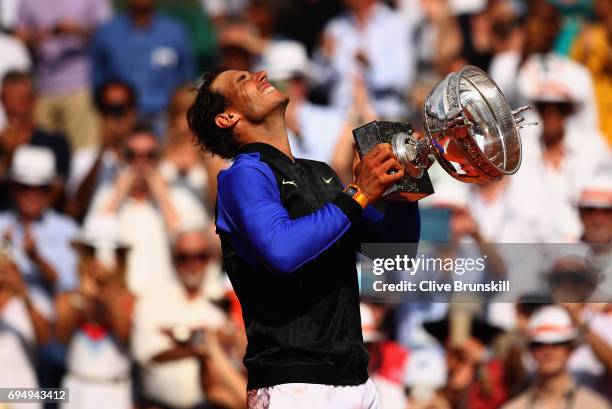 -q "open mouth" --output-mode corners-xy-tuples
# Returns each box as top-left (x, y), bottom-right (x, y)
(257, 72), (278, 95)
(261, 82), (277, 95)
